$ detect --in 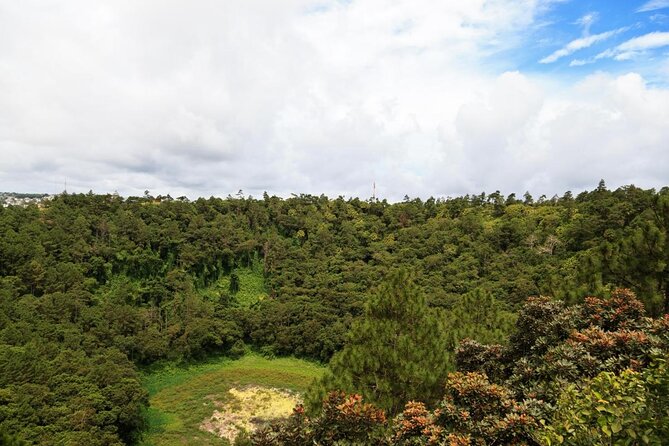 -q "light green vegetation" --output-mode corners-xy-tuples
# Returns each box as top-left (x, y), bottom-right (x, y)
(200, 386), (302, 442)
(140, 354), (325, 446)
(201, 265), (267, 307)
